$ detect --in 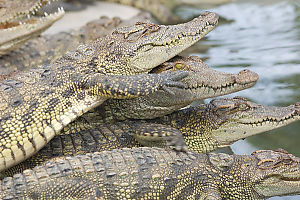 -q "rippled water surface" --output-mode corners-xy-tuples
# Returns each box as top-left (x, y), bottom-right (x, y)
(177, 0), (300, 199)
